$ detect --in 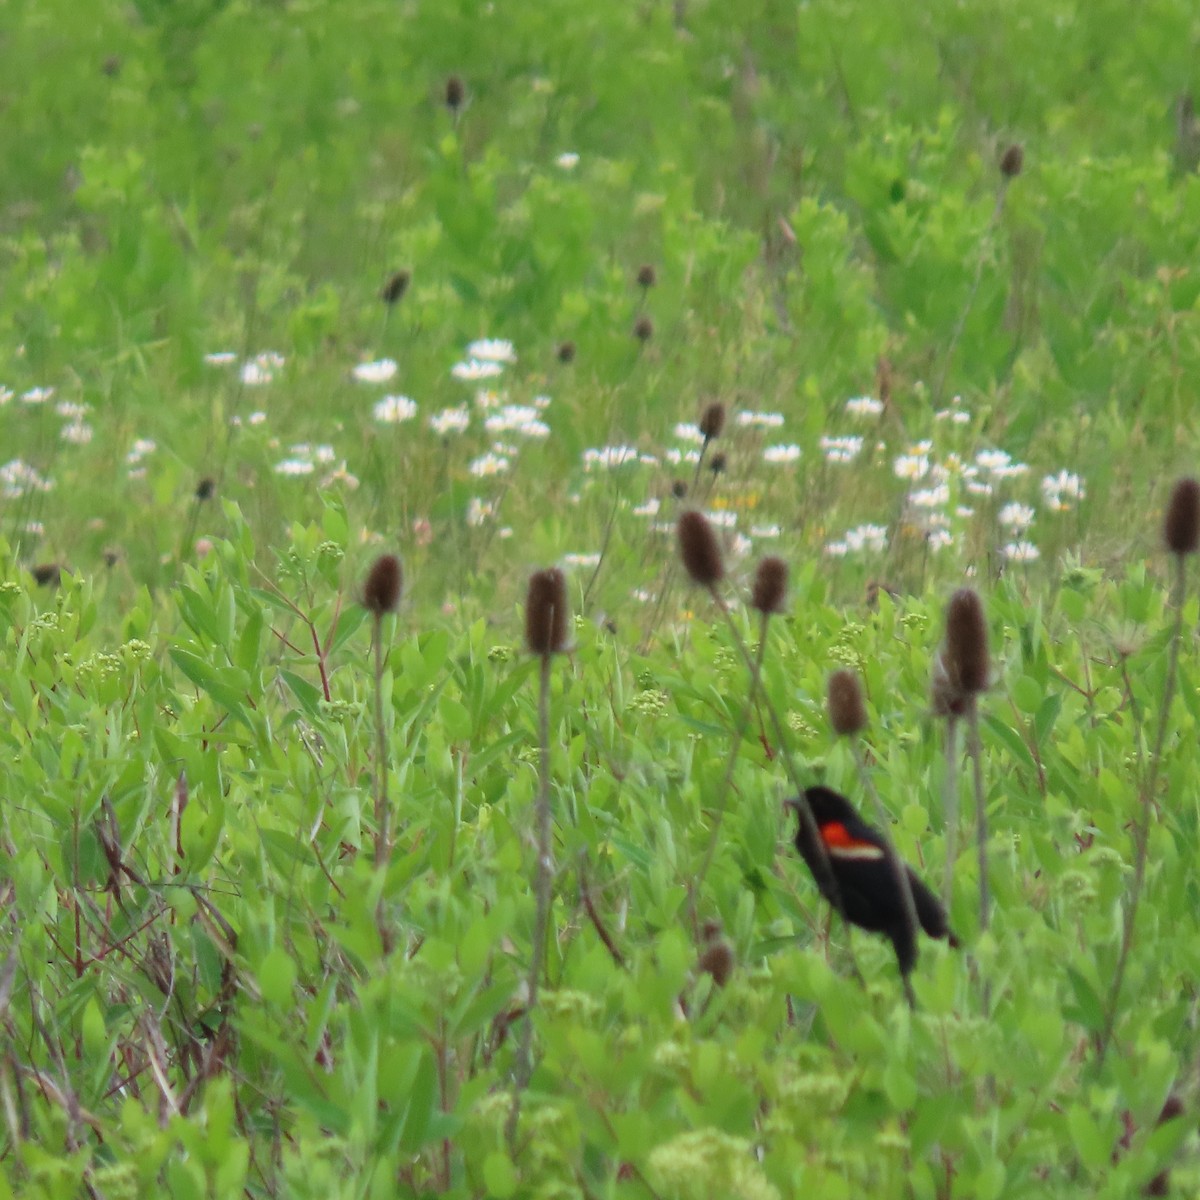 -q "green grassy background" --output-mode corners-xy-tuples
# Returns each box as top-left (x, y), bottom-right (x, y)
(2, 0), (1200, 1195)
